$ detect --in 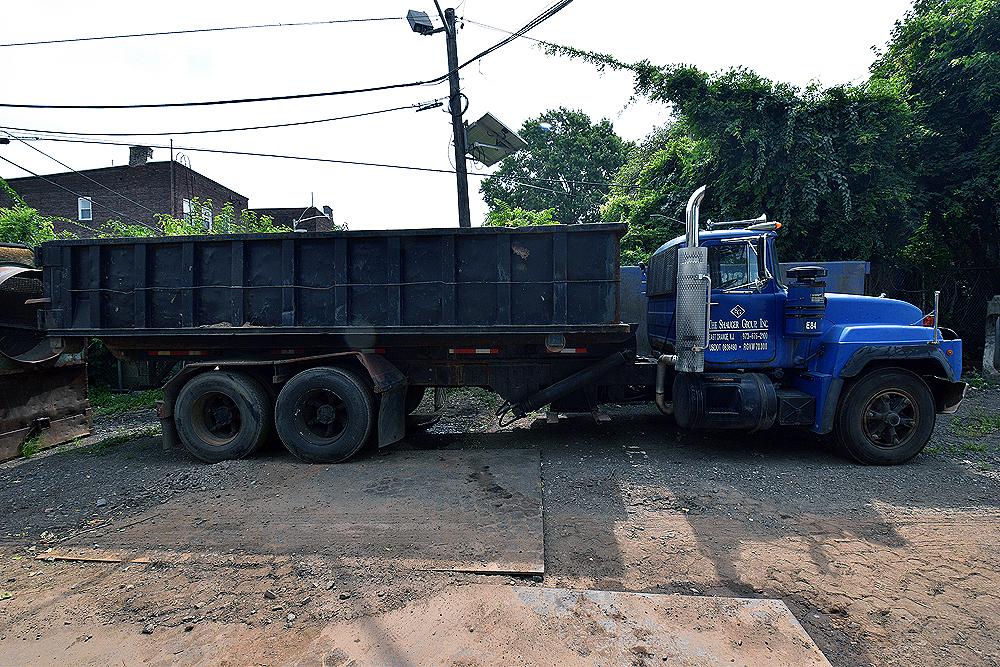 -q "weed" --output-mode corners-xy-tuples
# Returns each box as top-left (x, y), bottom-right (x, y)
(18, 436), (42, 458)
(949, 411), (1000, 439)
(963, 371), (995, 390)
(88, 387), (163, 418)
(86, 426), (162, 455)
